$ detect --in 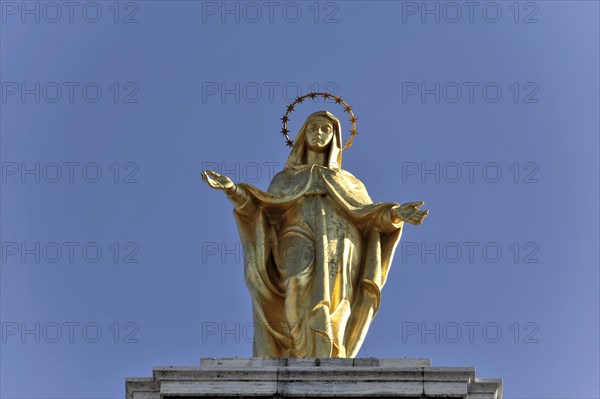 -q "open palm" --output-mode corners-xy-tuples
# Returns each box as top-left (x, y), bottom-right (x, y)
(201, 170), (234, 191)
(394, 201), (429, 225)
